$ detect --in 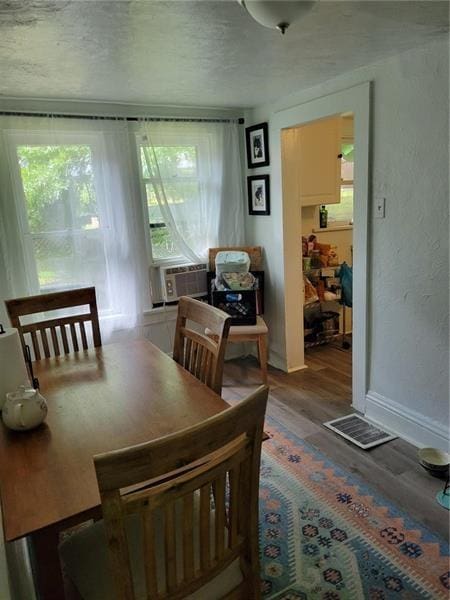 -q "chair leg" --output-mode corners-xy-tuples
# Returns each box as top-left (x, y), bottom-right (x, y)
(257, 334), (268, 384)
